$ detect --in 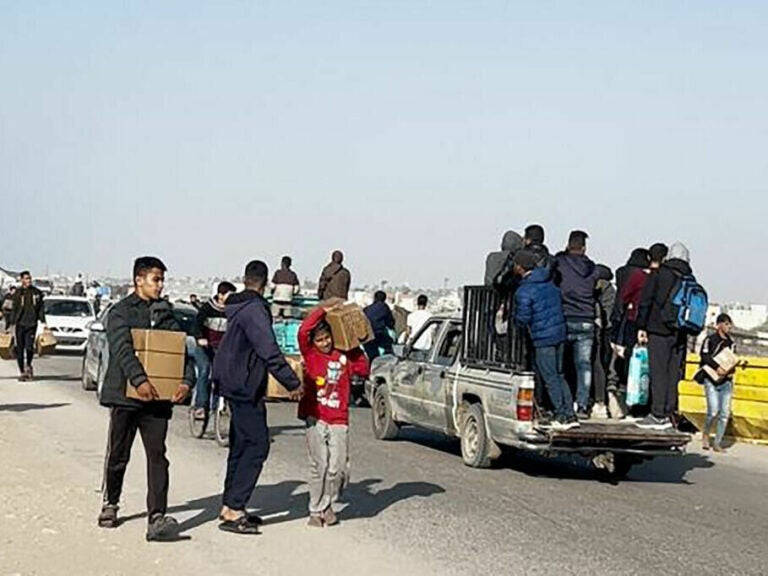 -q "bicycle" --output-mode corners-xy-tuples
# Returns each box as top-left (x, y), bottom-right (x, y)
(188, 386), (212, 439)
(213, 394), (230, 447)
